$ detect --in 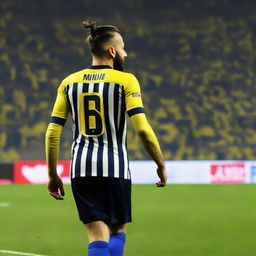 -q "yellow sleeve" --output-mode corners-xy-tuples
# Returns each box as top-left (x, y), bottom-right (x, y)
(125, 74), (164, 167)
(45, 81), (68, 176)
(130, 113), (161, 152)
(45, 123), (63, 175)
(124, 74), (145, 117)
(50, 83), (69, 125)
